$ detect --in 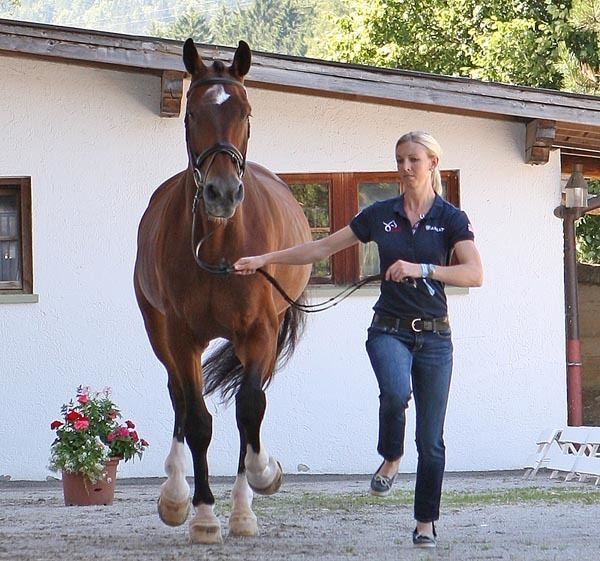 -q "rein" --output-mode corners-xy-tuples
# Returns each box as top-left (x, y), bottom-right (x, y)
(191, 229), (382, 313)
